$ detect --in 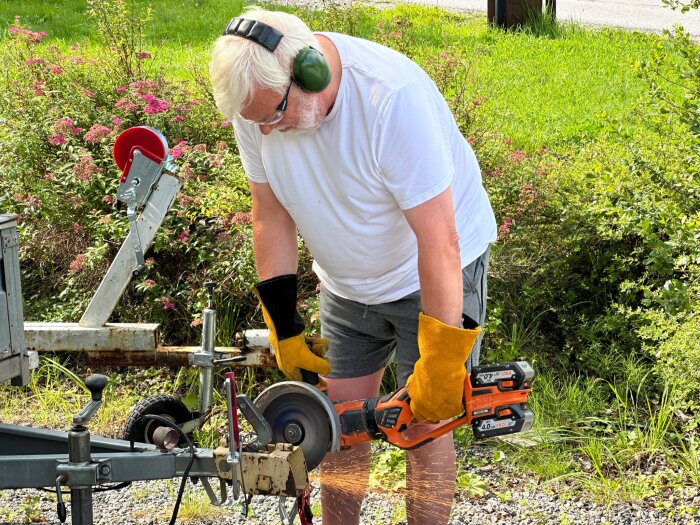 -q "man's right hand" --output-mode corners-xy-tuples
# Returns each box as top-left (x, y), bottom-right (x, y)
(252, 274), (331, 381)
(267, 330), (331, 381)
